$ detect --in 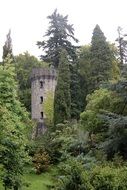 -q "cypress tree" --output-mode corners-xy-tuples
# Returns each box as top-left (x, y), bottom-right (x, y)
(91, 25), (113, 90)
(54, 49), (71, 125)
(70, 63), (82, 120)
